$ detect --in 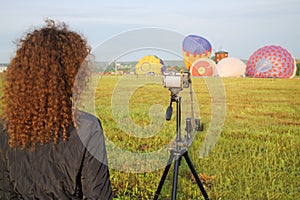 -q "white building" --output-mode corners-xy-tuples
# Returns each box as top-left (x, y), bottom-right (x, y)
(0, 65), (7, 72)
